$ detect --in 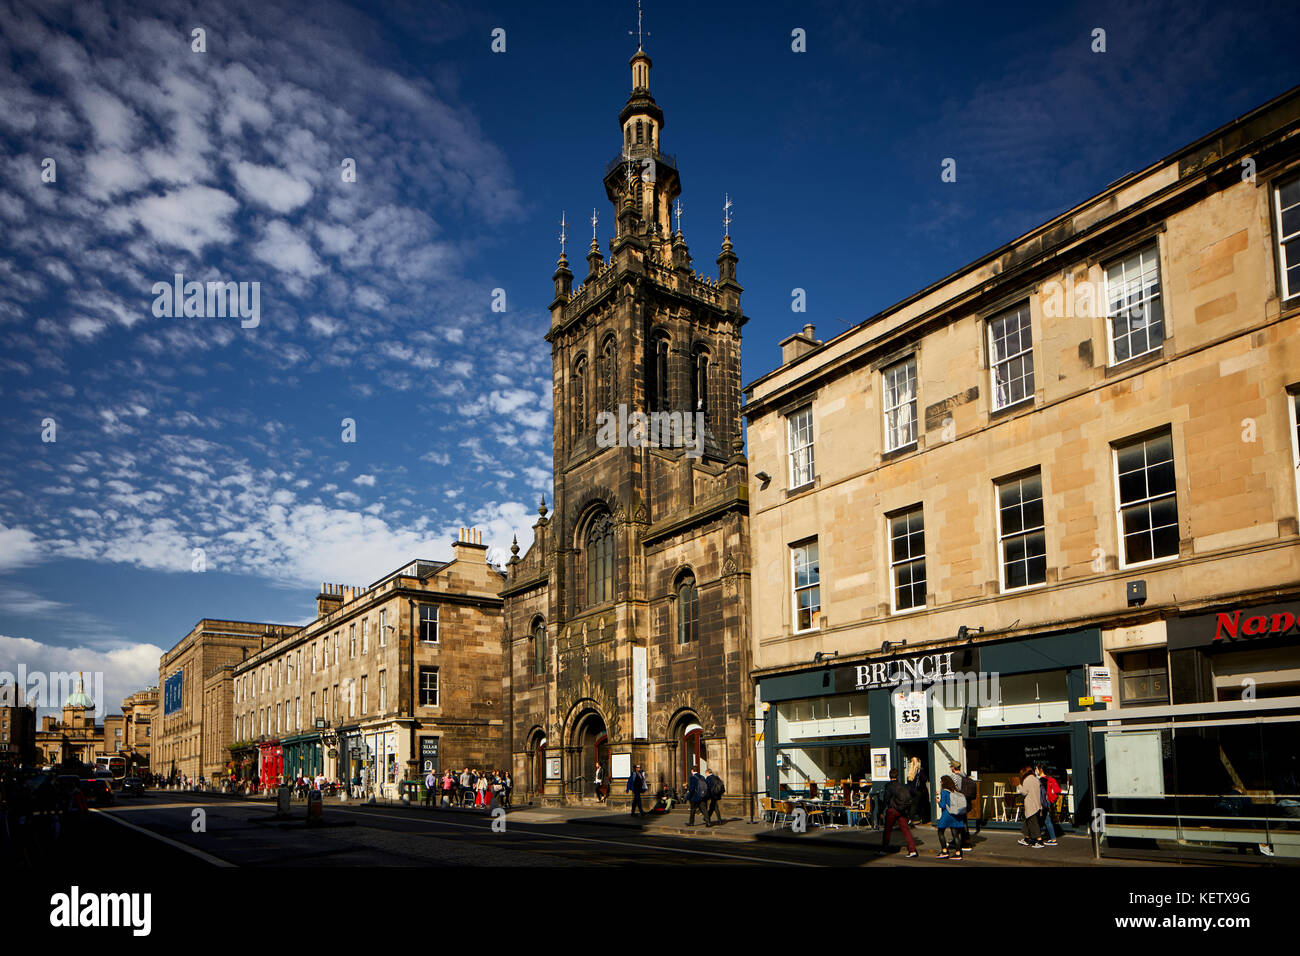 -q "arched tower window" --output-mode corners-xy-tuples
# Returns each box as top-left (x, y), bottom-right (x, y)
(531, 618), (547, 675)
(636, 120), (644, 144)
(650, 331), (670, 412)
(691, 346), (711, 417)
(573, 355), (588, 440)
(599, 336), (618, 413)
(584, 512), (615, 607)
(625, 124), (632, 146)
(676, 571), (699, 645)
